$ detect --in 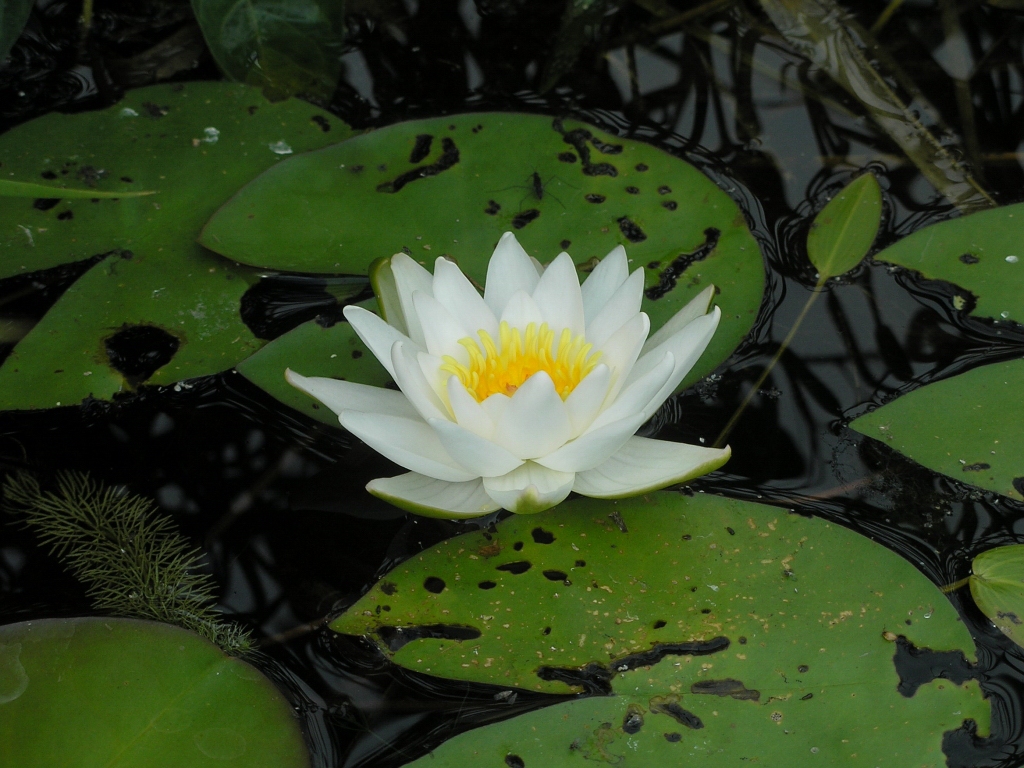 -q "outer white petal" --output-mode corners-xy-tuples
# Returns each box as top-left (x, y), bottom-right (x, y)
(447, 376), (495, 438)
(392, 342), (449, 421)
(532, 252), (585, 336)
(417, 350), (450, 406)
(482, 462), (575, 514)
(367, 472), (499, 518)
(493, 372), (572, 459)
(588, 352), (673, 432)
(484, 232), (540, 315)
(432, 257), (499, 339)
(641, 284), (715, 355)
(585, 268), (645, 349)
(340, 411), (476, 482)
(573, 437), (731, 498)
(480, 392), (510, 423)
(593, 312), (650, 404)
(411, 290), (472, 364)
(391, 253), (434, 347)
(500, 290), (545, 331)
(581, 244), (628, 322)
(535, 411), (647, 473)
(343, 304), (413, 380)
(626, 306), (721, 396)
(285, 369), (419, 419)
(563, 363), (611, 437)
(428, 418), (524, 477)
